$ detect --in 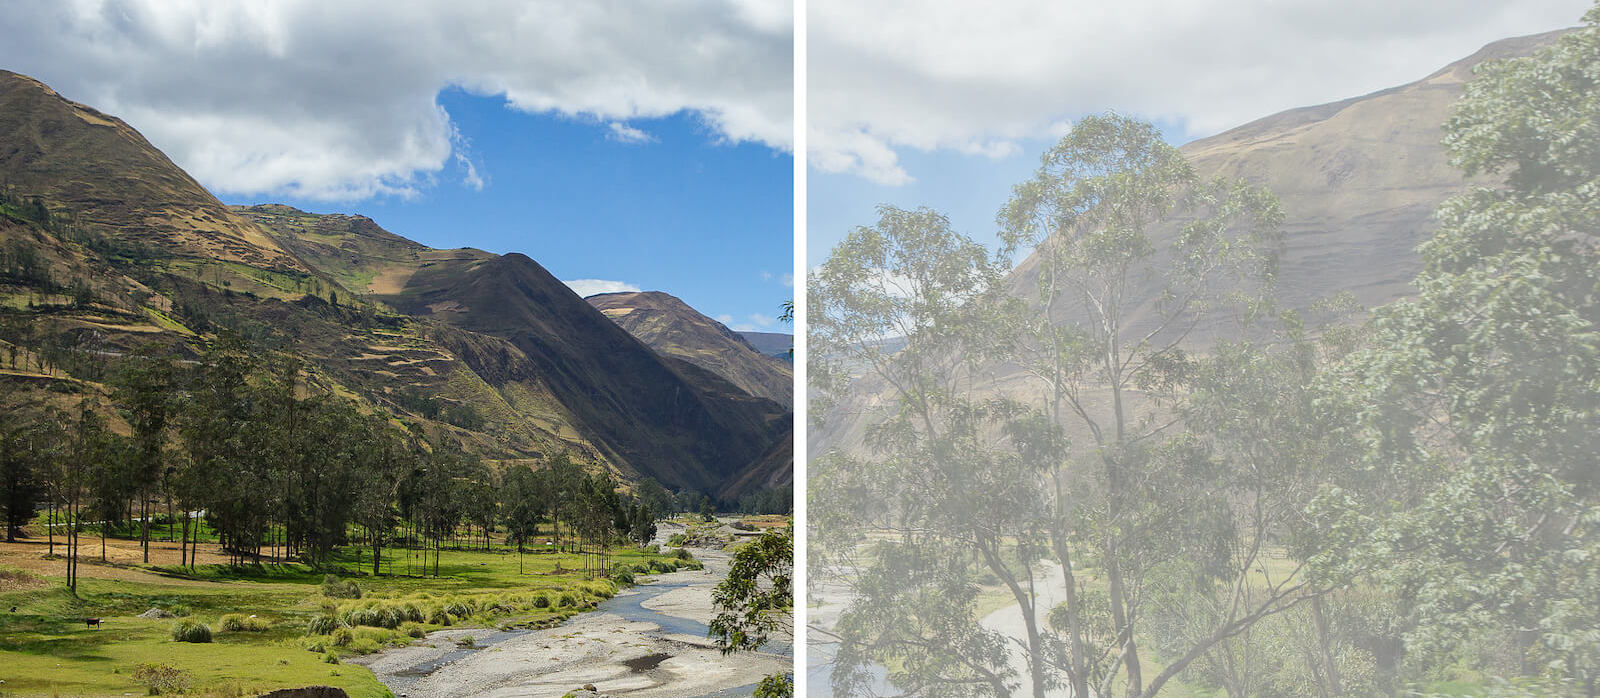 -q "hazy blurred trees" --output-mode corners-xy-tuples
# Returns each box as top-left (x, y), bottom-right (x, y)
(811, 6), (1600, 692)
(1315, 8), (1600, 692)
